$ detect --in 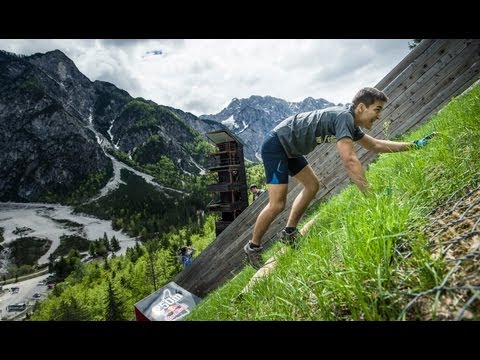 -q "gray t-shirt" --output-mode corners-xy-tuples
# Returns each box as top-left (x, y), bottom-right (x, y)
(273, 104), (365, 157)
